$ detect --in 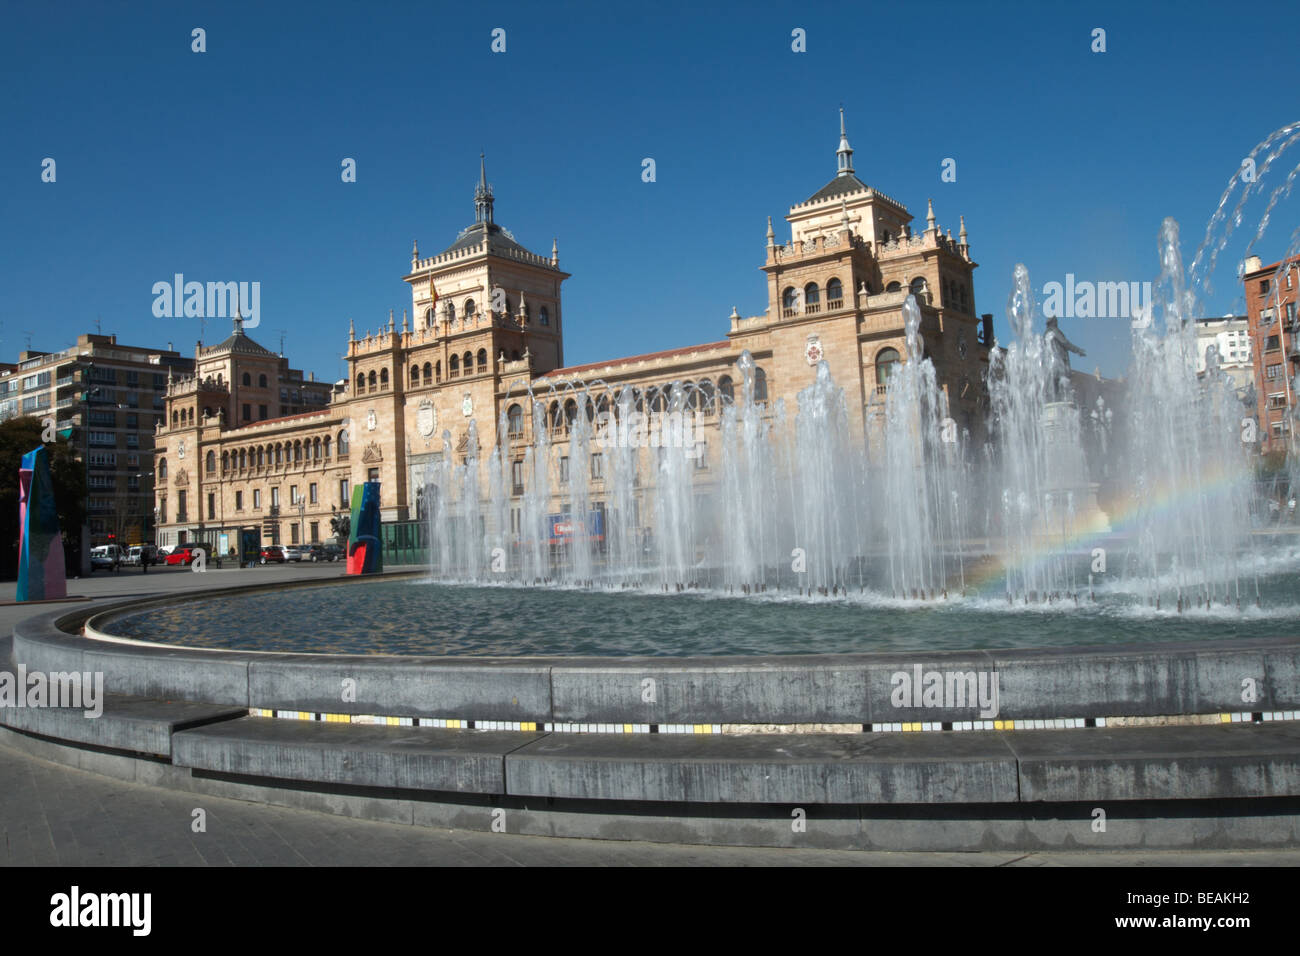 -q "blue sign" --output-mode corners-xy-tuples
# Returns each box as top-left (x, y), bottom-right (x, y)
(548, 510), (605, 543)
